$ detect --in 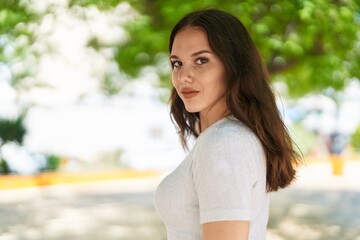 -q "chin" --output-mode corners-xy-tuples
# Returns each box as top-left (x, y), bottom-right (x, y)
(184, 105), (200, 113)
